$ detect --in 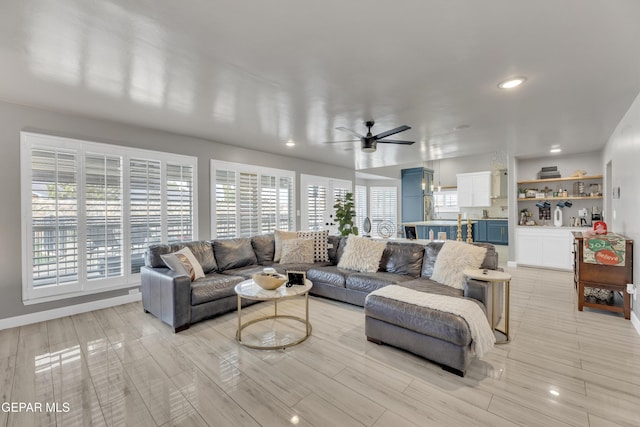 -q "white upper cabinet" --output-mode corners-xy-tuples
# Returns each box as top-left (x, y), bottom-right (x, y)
(457, 171), (491, 207)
